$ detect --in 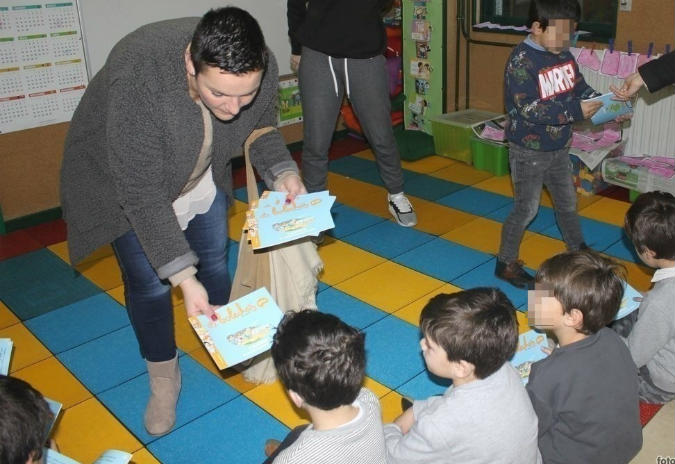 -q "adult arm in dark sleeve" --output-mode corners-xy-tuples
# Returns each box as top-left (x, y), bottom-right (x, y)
(612, 50), (675, 98)
(639, 50), (675, 92)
